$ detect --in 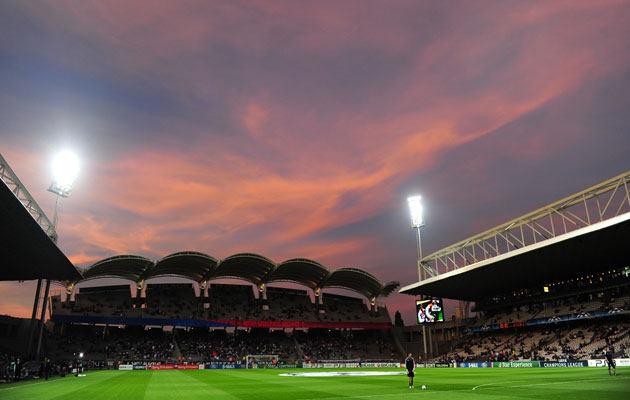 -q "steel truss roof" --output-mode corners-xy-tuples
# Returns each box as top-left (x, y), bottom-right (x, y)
(0, 153), (81, 281)
(1, 153), (57, 242)
(417, 171), (630, 279)
(400, 171), (630, 299)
